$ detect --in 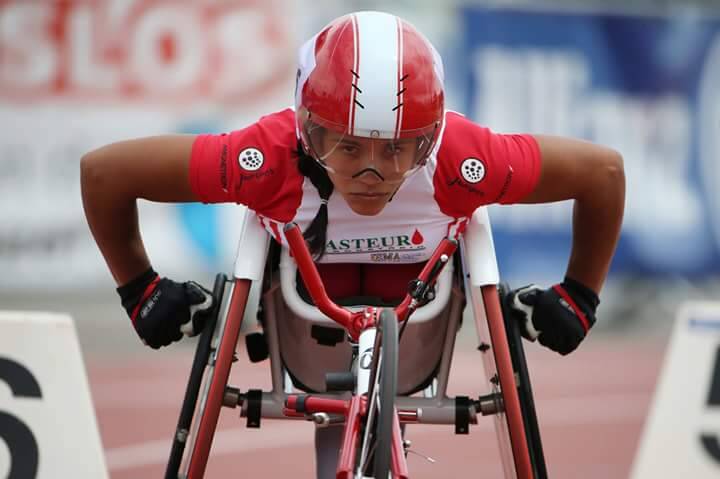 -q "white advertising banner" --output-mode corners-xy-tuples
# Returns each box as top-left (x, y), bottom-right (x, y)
(0, 0), (299, 289)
